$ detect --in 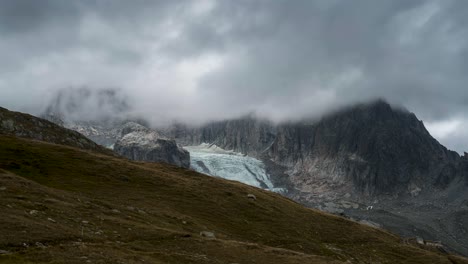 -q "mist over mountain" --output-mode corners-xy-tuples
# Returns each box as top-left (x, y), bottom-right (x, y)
(42, 87), (132, 122)
(1, 1), (468, 152)
(39, 87), (468, 155)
